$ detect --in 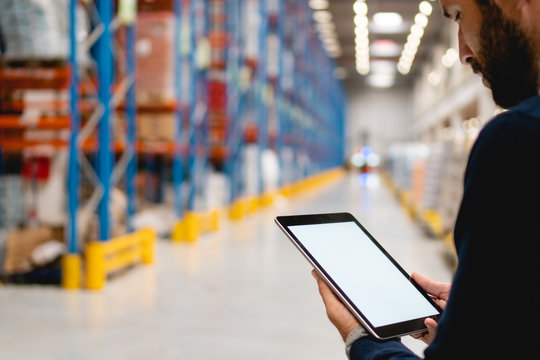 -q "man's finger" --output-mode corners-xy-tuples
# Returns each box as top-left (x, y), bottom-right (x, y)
(312, 270), (343, 308)
(411, 272), (448, 298)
